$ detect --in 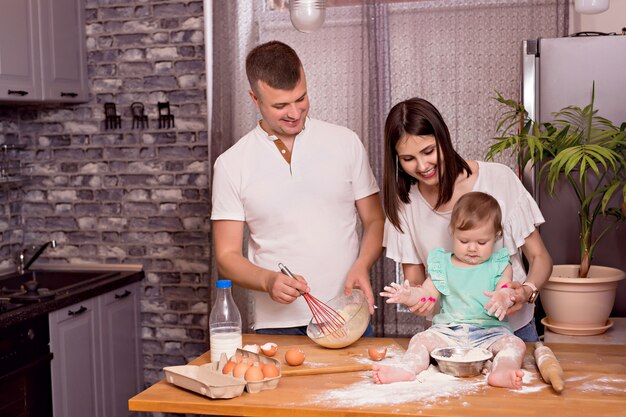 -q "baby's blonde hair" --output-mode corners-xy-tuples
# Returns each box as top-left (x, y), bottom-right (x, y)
(450, 192), (503, 238)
